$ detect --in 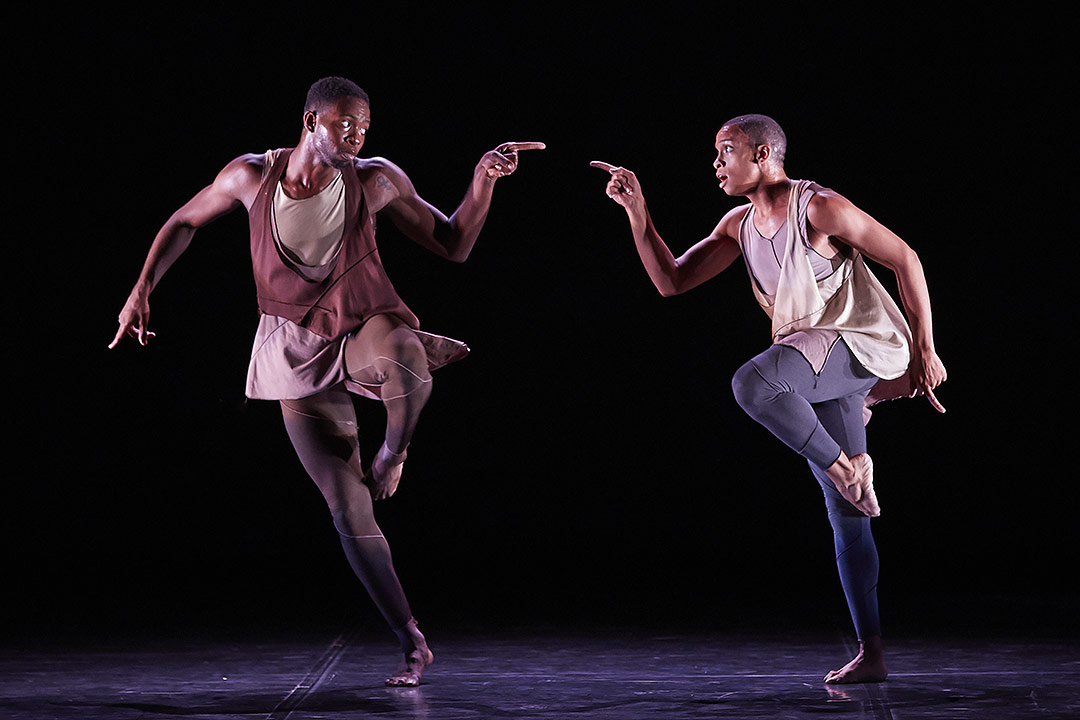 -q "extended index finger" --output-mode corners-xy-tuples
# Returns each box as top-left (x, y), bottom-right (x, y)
(108, 324), (127, 349)
(925, 386), (947, 414)
(589, 161), (617, 172)
(496, 141), (546, 153)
